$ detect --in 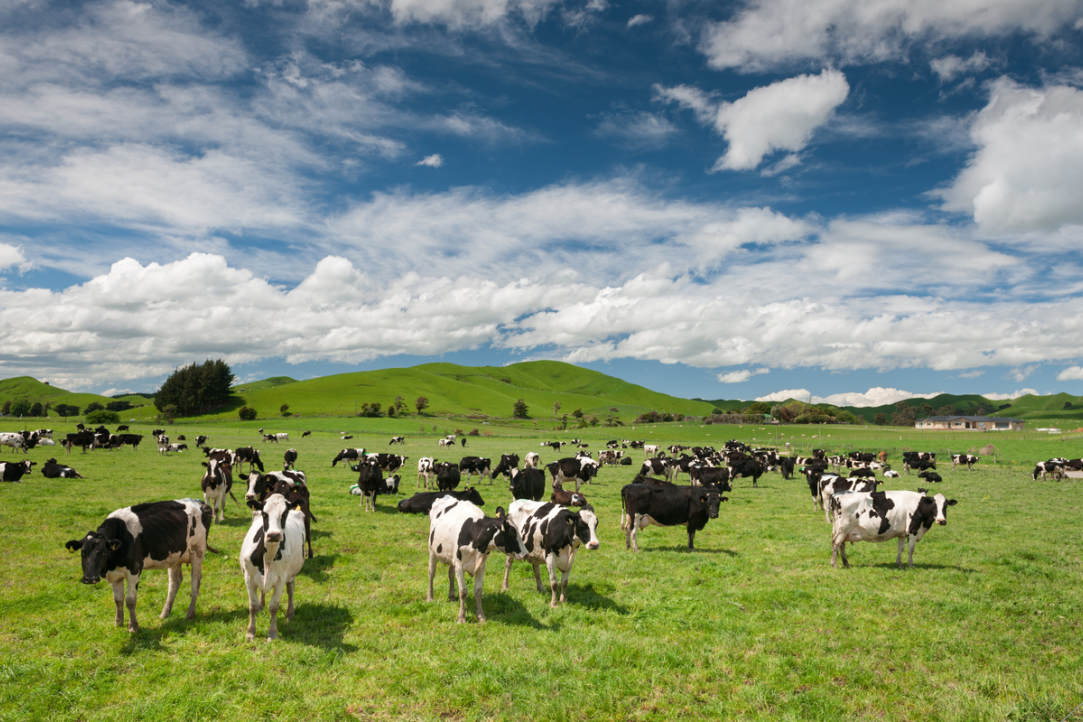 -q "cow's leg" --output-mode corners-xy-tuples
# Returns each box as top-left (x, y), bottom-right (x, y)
(455, 565), (469, 623)
(125, 574), (140, 633)
(447, 564), (457, 602)
(896, 537), (906, 568)
(501, 554), (514, 591)
(304, 516), (313, 559)
(285, 579), (295, 621)
(830, 532), (845, 568)
(473, 561), (487, 623)
(426, 552), (437, 602)
(244, 573), (261, 641)
(267, 581), (285, 640)
(186, 552), (204, 621)
(110, 579), (126, 628)
(687, 527), (696, 550)
(906, 536), (917, 568)
(161, 564), (182, 619)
